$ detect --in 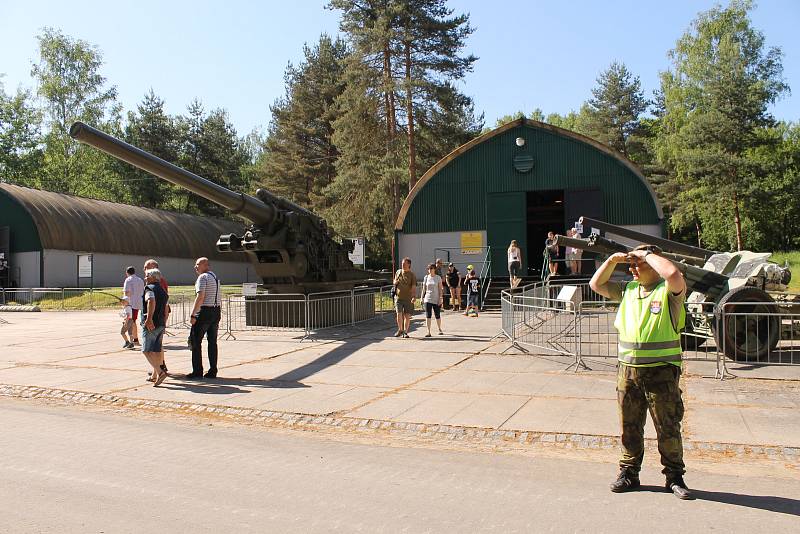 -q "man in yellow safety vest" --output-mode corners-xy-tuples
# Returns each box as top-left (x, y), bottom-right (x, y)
(589, 244), (693, 500)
